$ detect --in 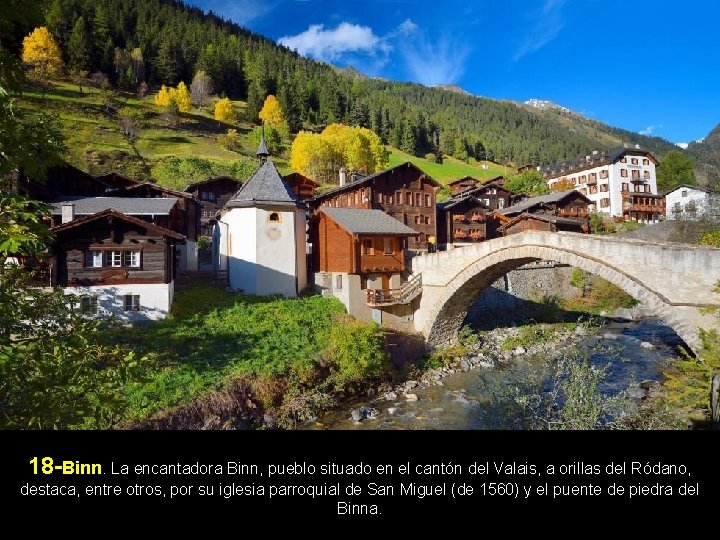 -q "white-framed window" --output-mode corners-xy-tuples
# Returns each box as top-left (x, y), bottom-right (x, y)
(86, 250), (103, 268)
(123, 294), (140, 312)
(111, 251), (122, 267)
(498, 198), (505, 209)
(124, 251), (141, 267)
